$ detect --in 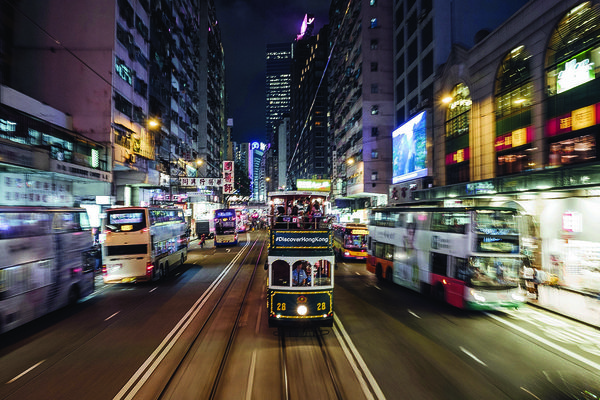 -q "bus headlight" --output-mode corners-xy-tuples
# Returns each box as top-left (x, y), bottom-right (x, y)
(511, 292), (525, 302)
(470, 290), (486, 302)
(297, 305), (308, 316)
